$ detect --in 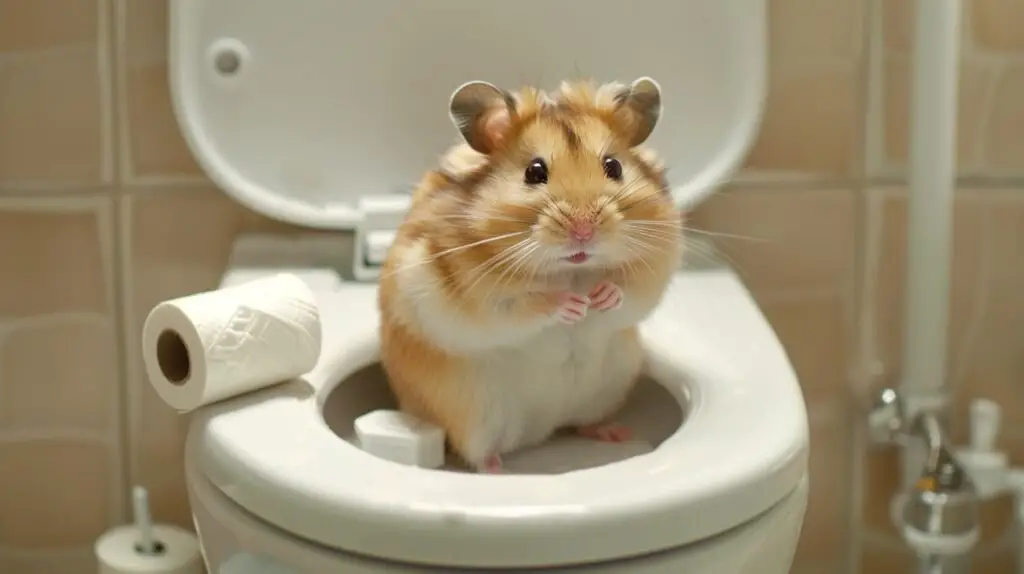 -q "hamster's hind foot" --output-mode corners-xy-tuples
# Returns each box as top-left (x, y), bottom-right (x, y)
(478, 453), (504, 474)
(576, 423), (632, 443)
(588, 281), (624, 311)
